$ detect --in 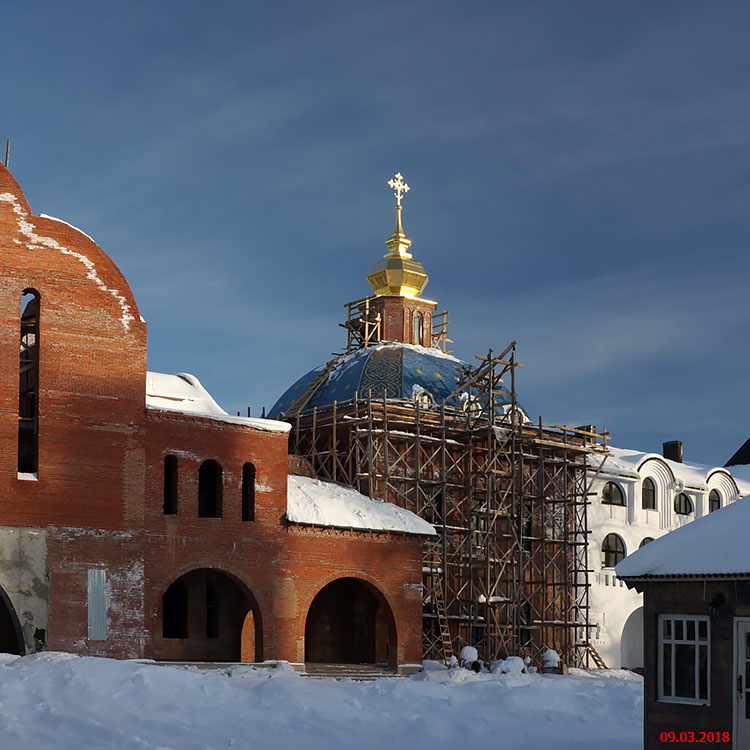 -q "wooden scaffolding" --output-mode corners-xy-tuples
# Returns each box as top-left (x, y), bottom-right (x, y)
(282, 340), (609, 668)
